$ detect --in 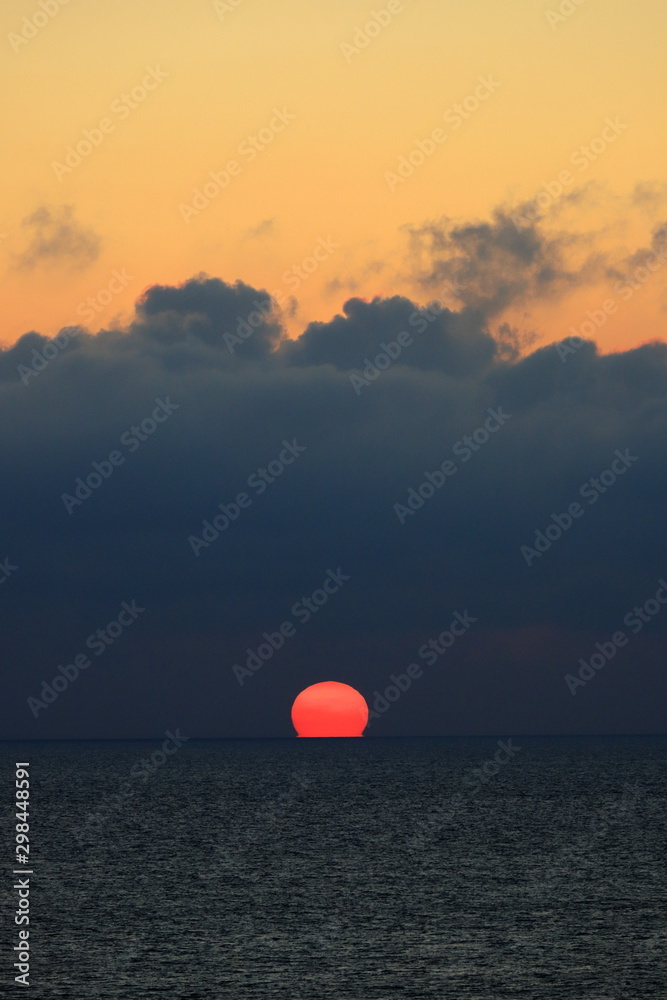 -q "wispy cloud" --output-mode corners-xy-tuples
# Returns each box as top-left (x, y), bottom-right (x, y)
(13, 205), (101, 271)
